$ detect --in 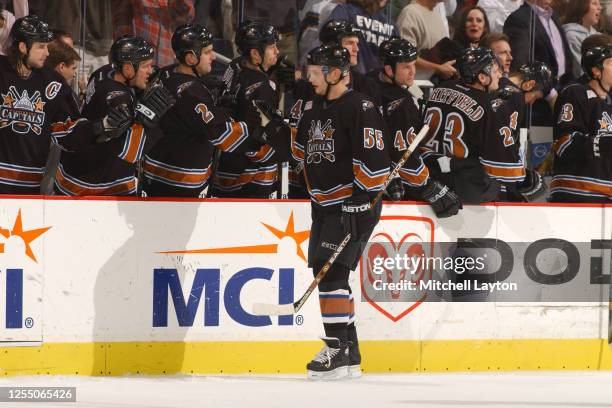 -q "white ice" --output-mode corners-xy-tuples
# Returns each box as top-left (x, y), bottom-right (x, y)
(1, 371), (611, 408)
